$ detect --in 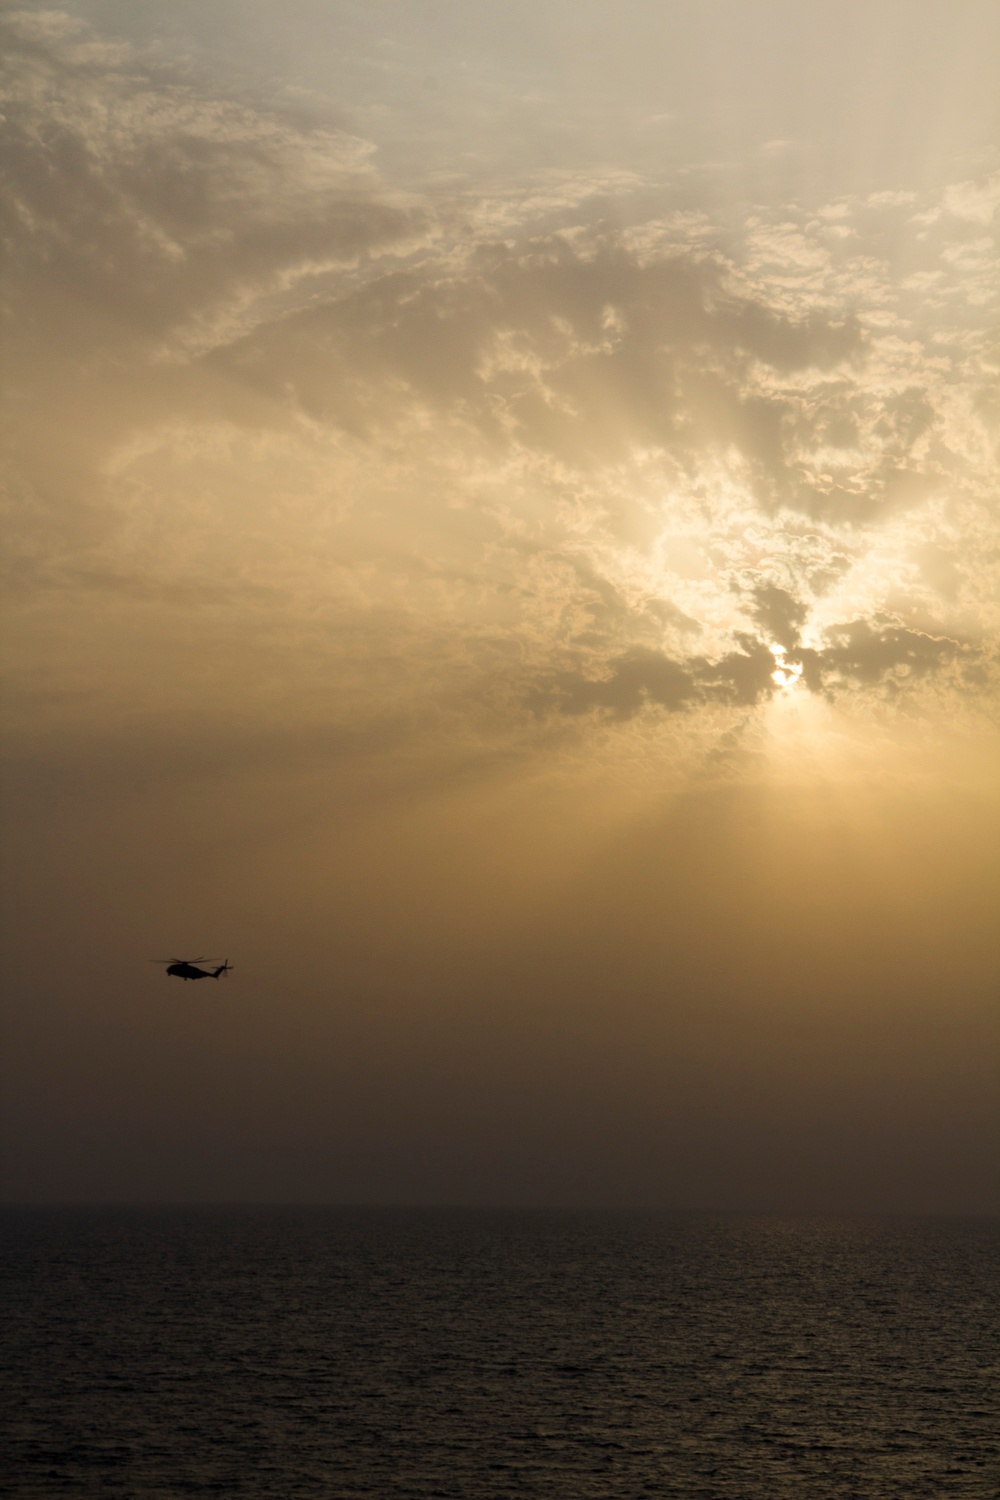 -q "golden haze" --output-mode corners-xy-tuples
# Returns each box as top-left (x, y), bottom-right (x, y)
(1, 1), (998, 1209)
